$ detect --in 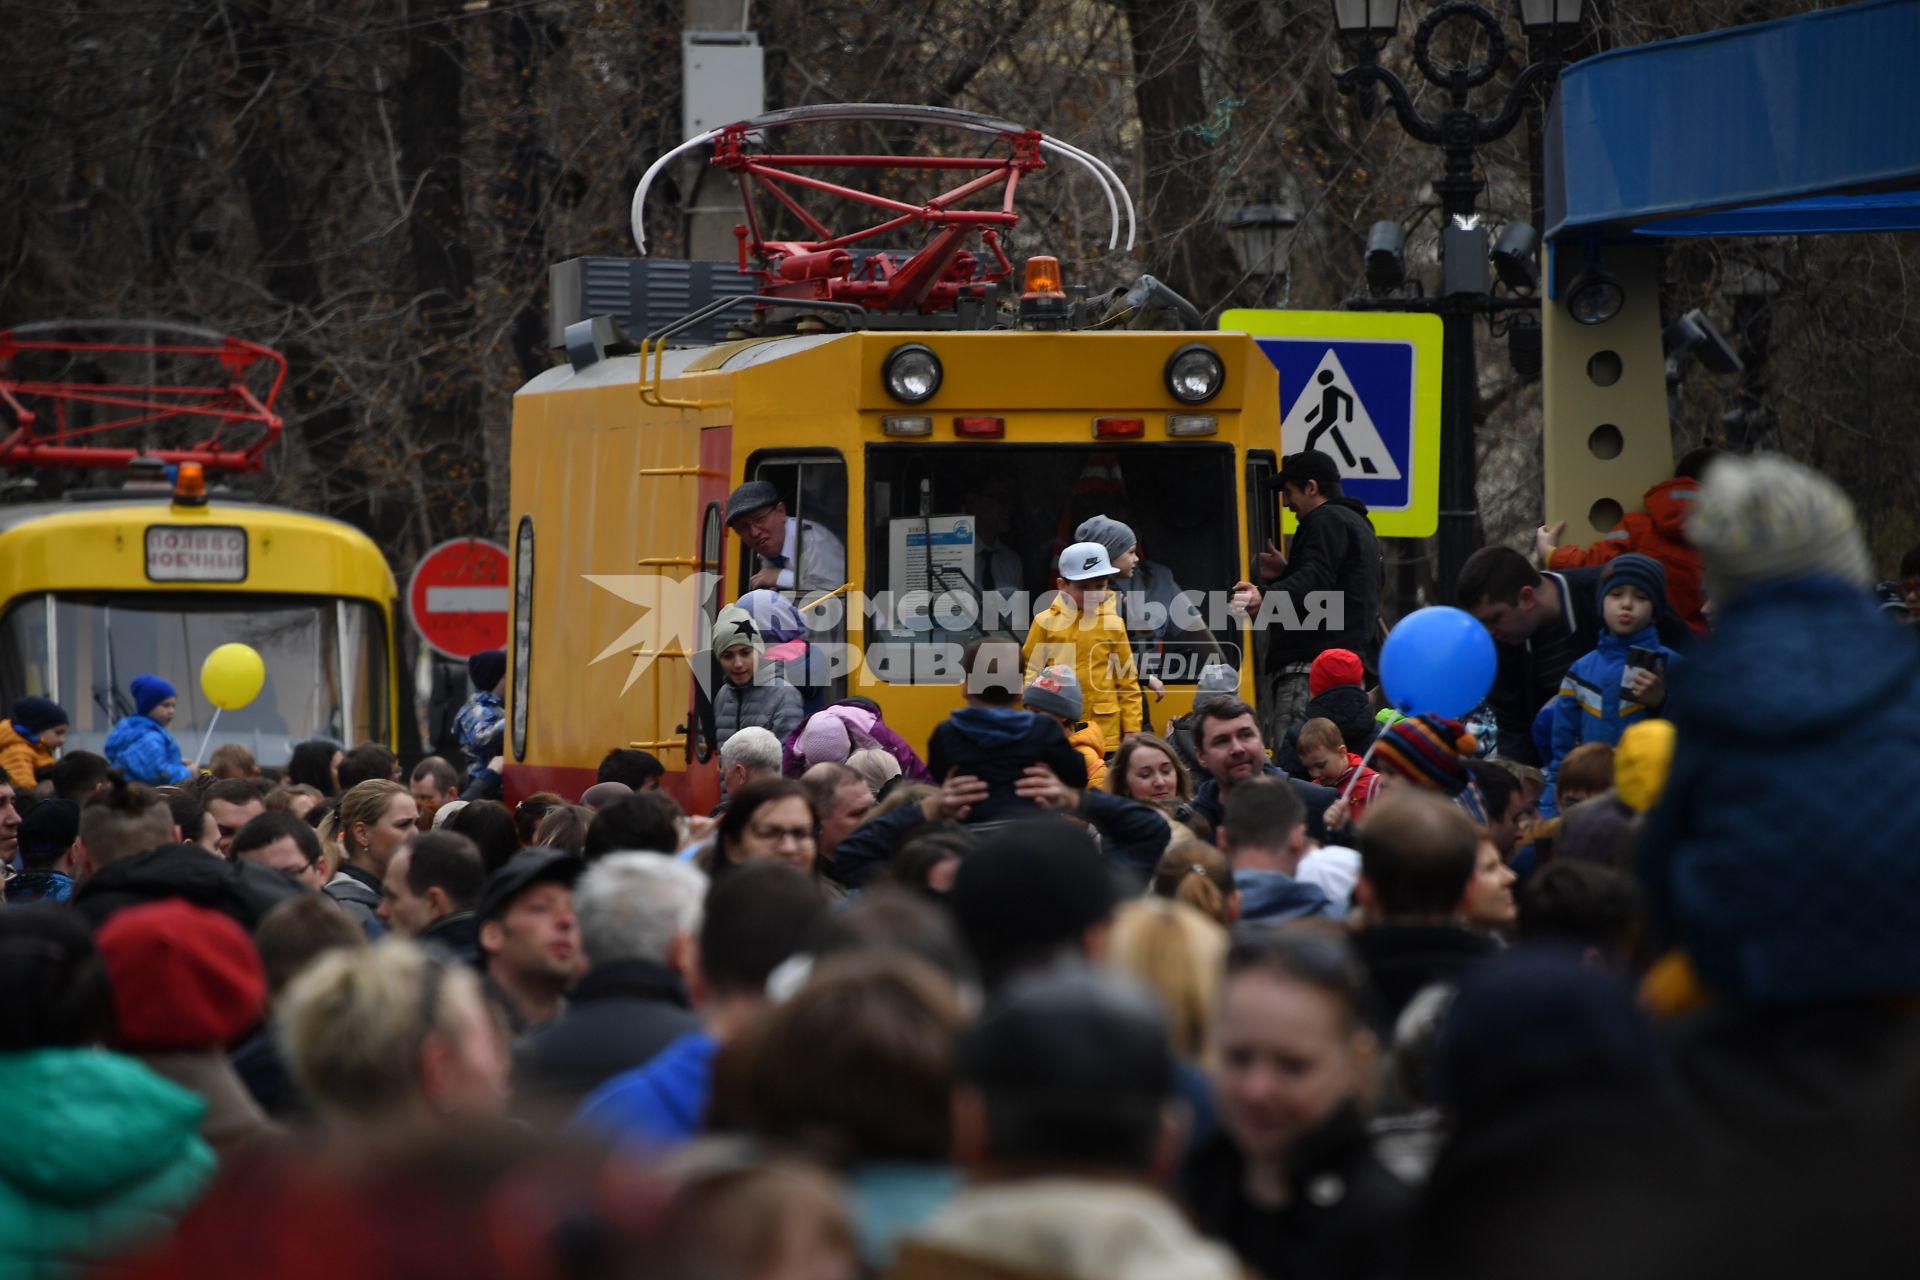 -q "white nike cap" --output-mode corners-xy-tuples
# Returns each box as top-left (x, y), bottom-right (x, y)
(1058, 541), (1116, 582)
